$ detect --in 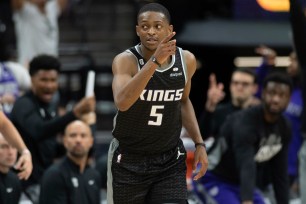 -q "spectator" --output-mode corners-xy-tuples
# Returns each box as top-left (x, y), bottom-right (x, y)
(193, 68), (259, 202)
(0, 105), (32, 180)
(289, 0), (306, 203)
(39, 120), (101, 204)
(255, 45), (303, 198)
(0, 29), (31, 117)
(0, 132), (22, 204)
(10, 54), (96, 203)
(199, 67), (260, 142)
(194, 72), (293, 204)
(11, 0), (68, 67)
